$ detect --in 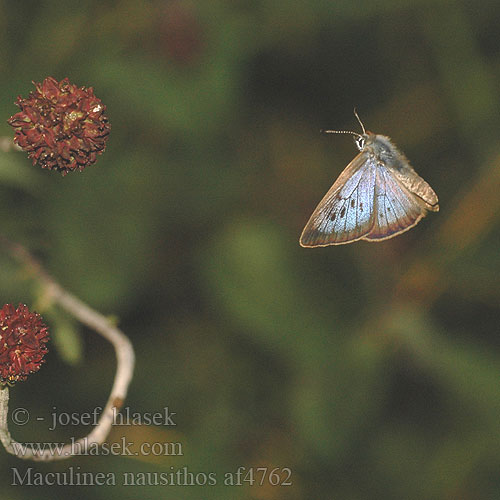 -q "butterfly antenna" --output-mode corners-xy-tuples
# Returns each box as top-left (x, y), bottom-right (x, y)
(321, 109), (366, 139)
(320, 129), (362, 139)
(353, 108), (366, 135)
